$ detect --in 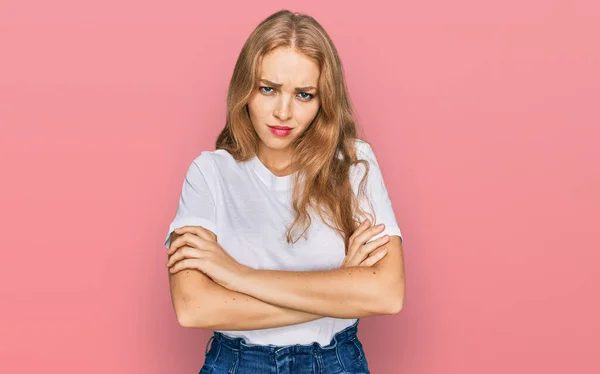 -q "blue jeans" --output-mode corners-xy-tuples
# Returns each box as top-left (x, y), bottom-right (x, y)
(199, 319), (370, 374)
